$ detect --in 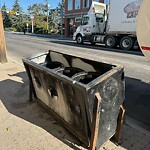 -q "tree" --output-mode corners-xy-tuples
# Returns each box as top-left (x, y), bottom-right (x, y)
(27, 3), (48, 33)
(49, 0), (65, 33)
(12, 0), (22, 13)
(50, 8), (61, 29)
(39, 3), (47, 14)
(1, 3), (7, 11)
(1, 3), (12, 28)
(1, 3), (7, 19)
(28, 3), (47, 15)
(58, 0), (65, 8)
(31, 4), (39, 14)
(27, 6), (32, 13)
(0, 0), (65, 34)
(11, 0), (23, 31)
